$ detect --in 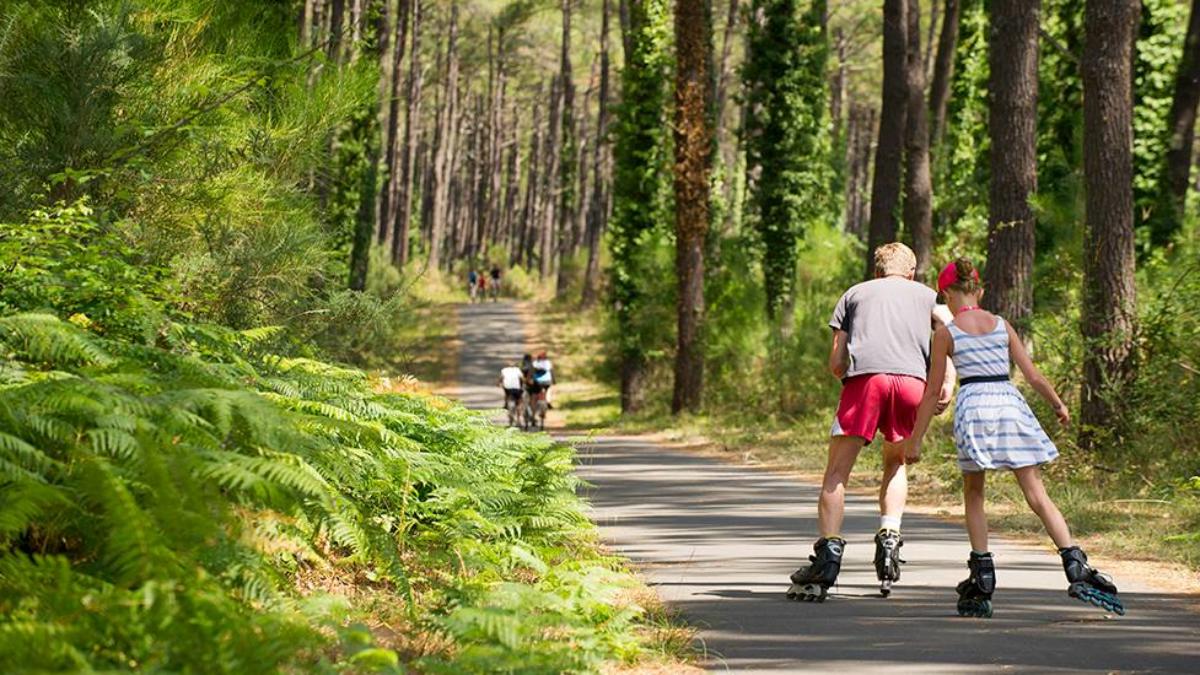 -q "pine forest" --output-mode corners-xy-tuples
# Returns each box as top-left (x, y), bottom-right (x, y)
(1, 0), (1199, 671)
